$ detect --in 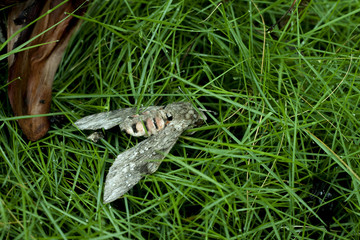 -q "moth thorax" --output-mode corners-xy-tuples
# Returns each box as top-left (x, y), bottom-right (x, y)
(125, 116), (166, 137)
(184, 109), (195, 120)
